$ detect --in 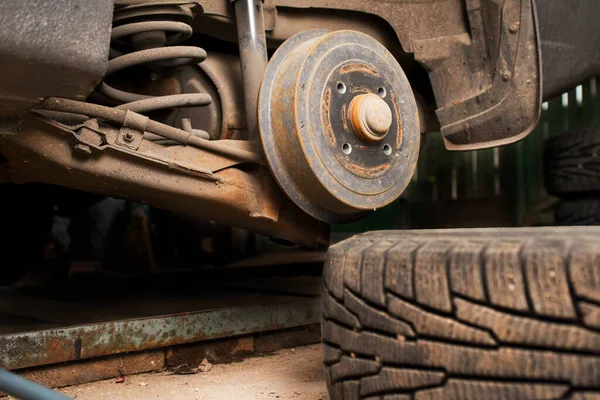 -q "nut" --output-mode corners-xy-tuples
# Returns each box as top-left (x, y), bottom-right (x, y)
(348, 93), (393, 142)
